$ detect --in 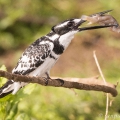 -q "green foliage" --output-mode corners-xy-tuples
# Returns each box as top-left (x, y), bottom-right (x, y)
(0, 65), (36, 120)
(0, 65), (120, 120)
(0, 0), (120, 51)
(0, 65), (7, 85)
